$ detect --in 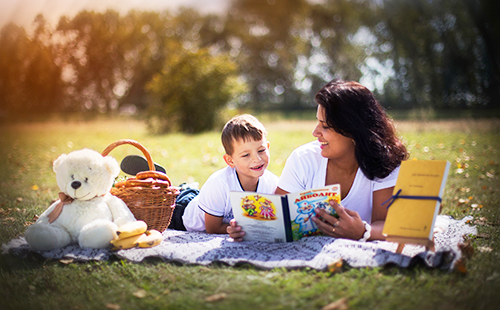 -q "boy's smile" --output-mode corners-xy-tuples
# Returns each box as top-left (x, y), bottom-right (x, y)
(250, 163), (265, 171)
